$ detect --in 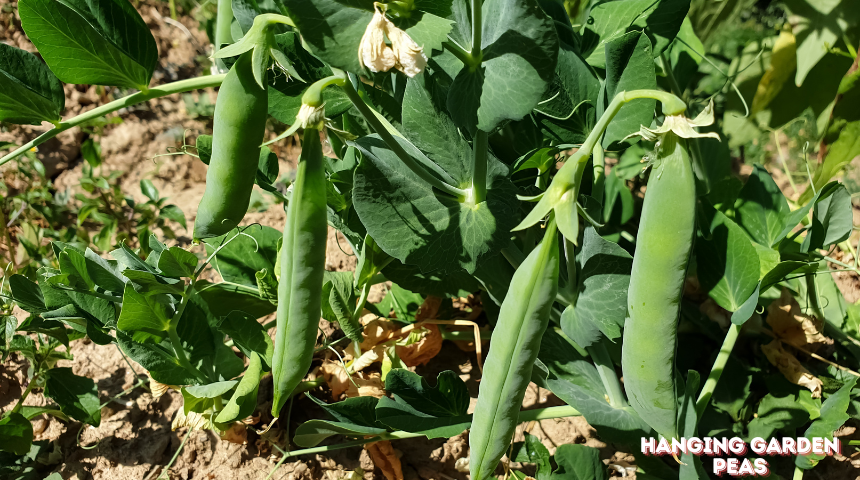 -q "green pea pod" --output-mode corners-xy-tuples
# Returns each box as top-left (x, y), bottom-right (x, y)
(469, 216), (560, 480)
(621, 132), (695, 442)
(193, 50), (268, 240)
(271, 127), (327, 416)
